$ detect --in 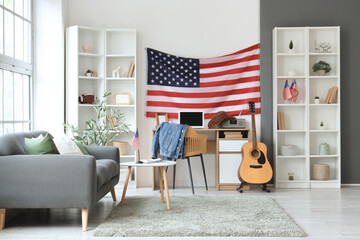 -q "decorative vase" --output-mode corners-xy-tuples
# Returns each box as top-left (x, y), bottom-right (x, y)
(317, 70), (326, 76)
(82, 45), (91, 53)
(314, 98), (320, 104)
(288, 69), (297, 76)
(319, 142), (330, 155)
(112, 141), (129, 156)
